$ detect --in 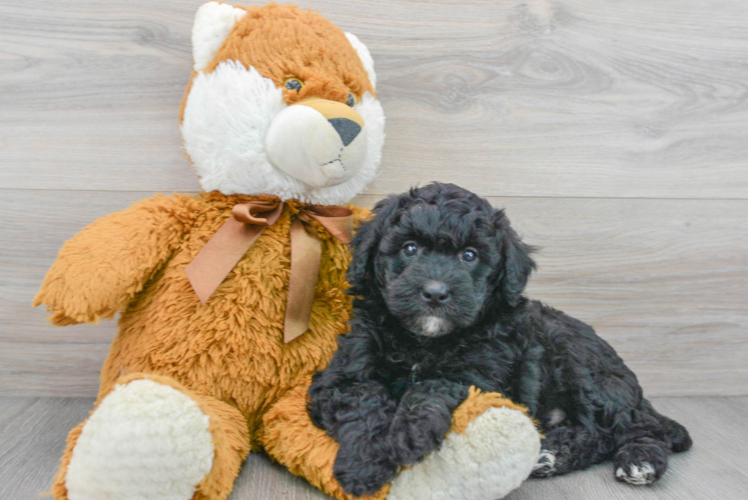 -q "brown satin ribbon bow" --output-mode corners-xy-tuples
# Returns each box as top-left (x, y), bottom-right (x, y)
(185, 200), (354, 344)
